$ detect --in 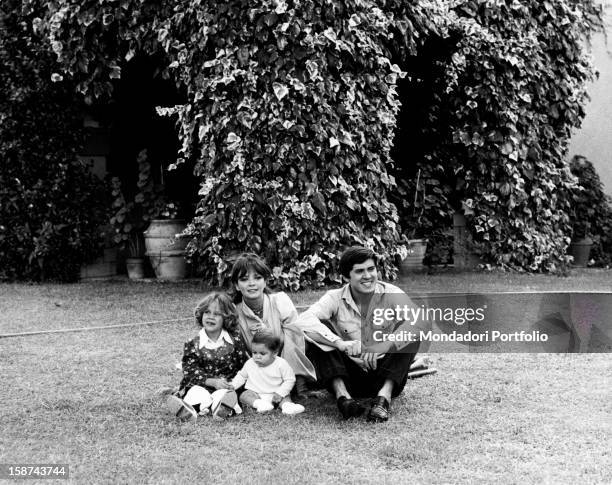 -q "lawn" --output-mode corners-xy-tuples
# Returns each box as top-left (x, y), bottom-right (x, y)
(1, 272), (611, 484)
